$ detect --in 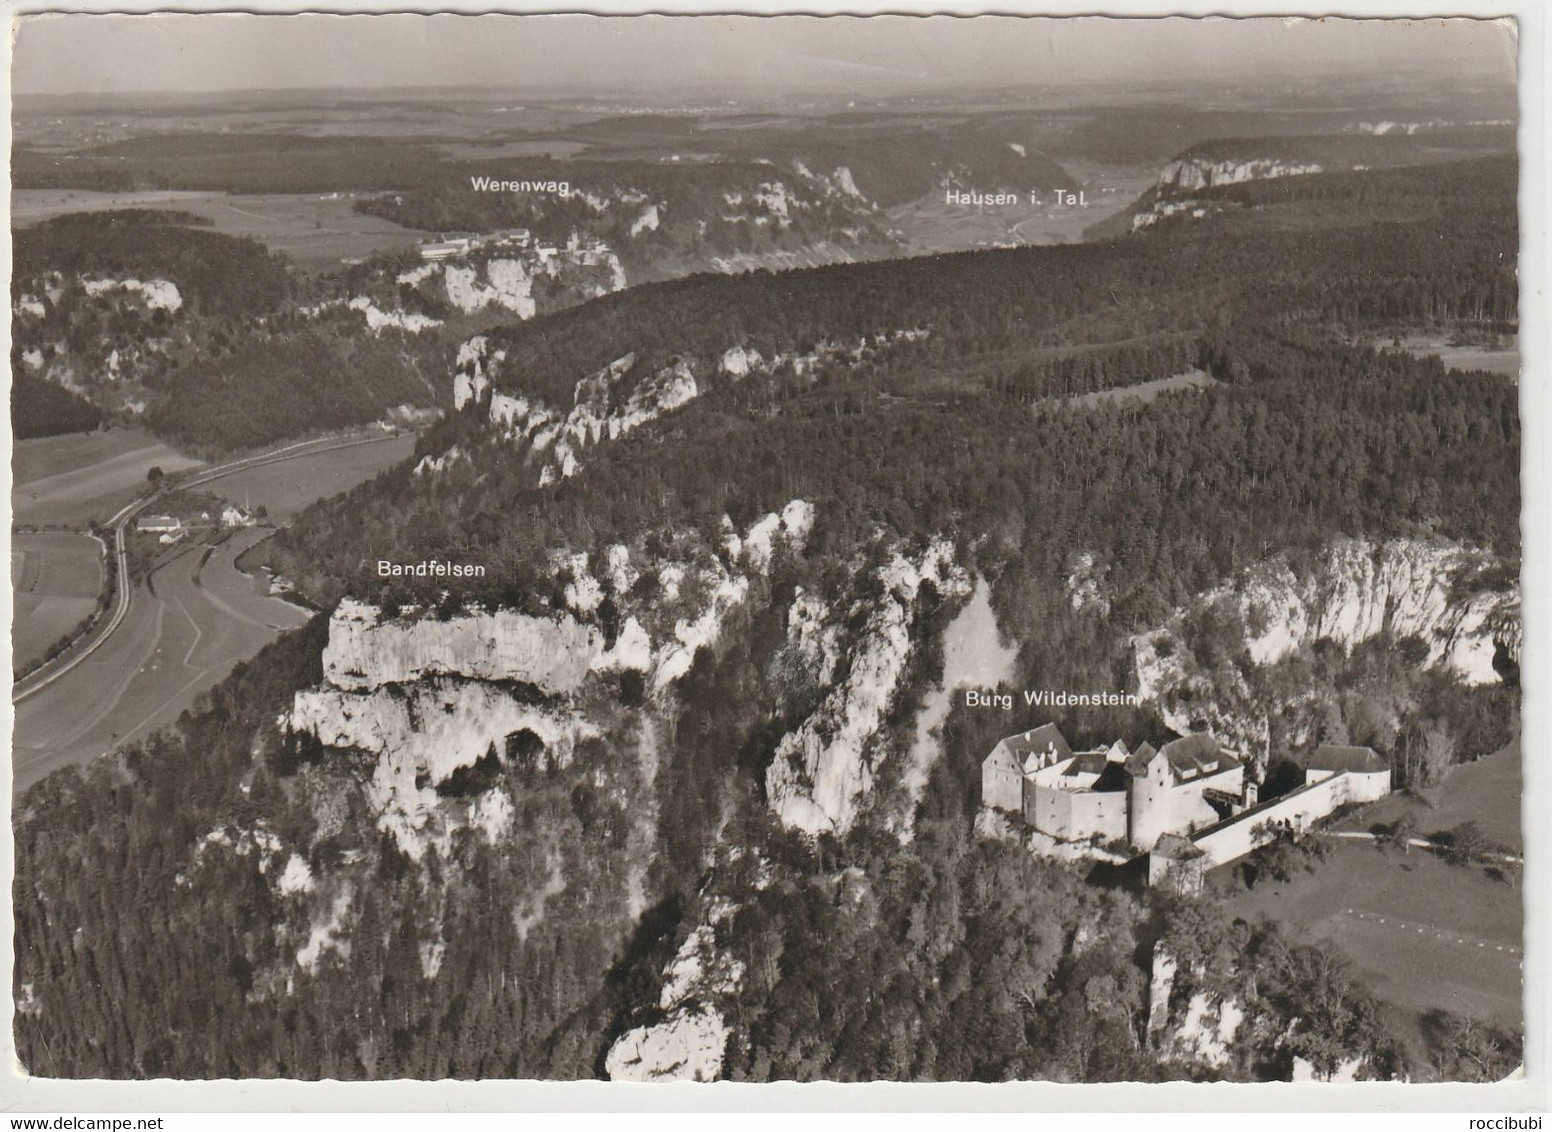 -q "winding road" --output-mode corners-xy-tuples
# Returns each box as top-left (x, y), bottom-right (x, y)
(11, 431), (414, 791)
(13, 432), (403, 705)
